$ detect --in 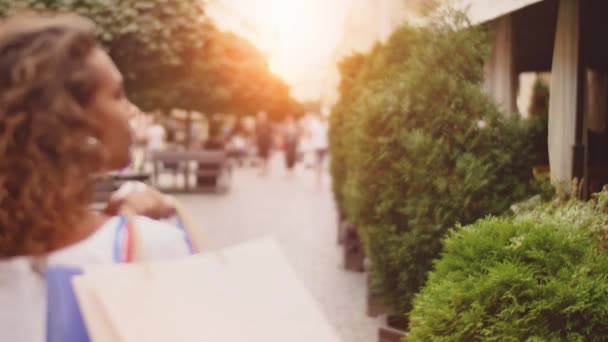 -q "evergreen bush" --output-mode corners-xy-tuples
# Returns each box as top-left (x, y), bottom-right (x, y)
(329, 53), (369, 216)
(330, 31), (413, 218)
(338, 10), (544, 316)
(408, 191), (608, 341)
